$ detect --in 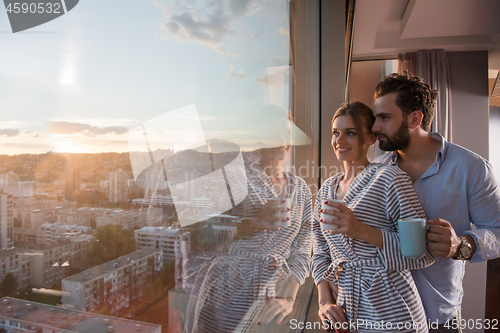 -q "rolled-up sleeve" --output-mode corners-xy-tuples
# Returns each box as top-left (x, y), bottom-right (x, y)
(463, 160), (500, 262)
(287, 181), (313, 285)
(312, 180), (335, 285)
